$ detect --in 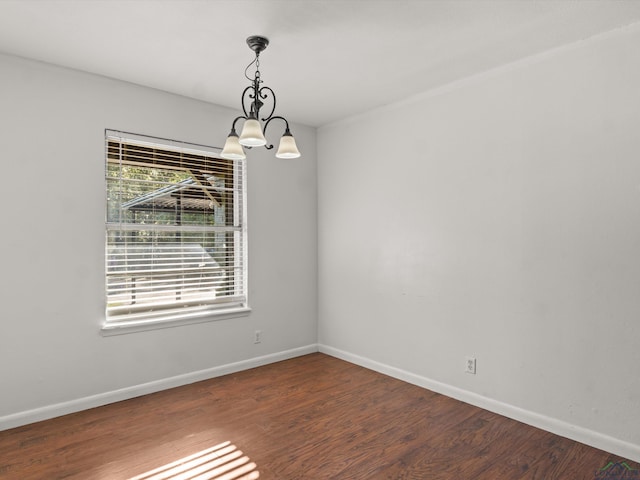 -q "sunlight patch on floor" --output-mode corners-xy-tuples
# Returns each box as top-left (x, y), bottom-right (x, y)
(128, 441), (259, 480)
